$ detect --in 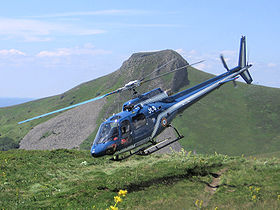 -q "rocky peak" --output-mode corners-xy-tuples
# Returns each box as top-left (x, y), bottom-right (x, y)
(119, 49), (189, 92)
